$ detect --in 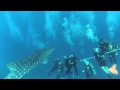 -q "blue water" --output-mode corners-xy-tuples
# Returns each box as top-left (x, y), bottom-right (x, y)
(0, 11), (120, 79)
